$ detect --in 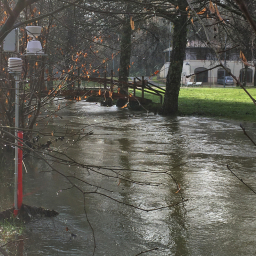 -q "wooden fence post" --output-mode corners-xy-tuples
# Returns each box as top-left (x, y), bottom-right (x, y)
(111, 70), (113, 92)
(142, 76), (145, 99)
(77, 68), (81, 89)
(133, 77), (136, 96)
(104, 72), (107, 89)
